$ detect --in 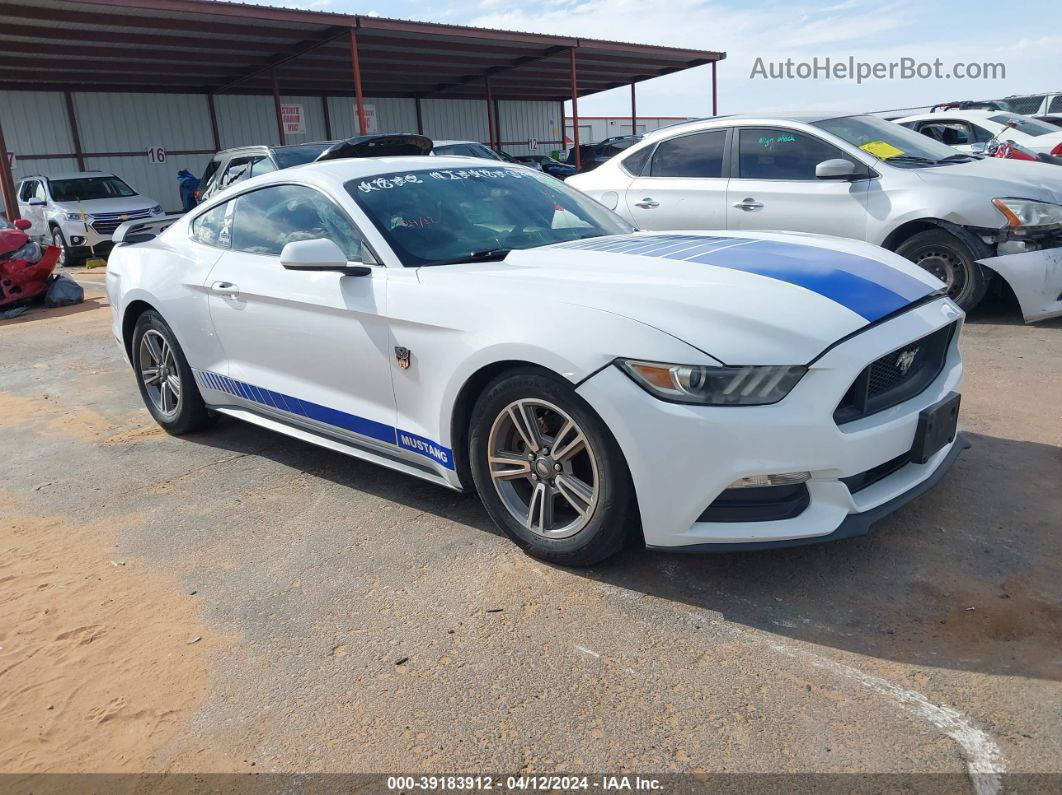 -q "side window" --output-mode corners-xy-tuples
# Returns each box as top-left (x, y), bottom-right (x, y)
(219, 157), (253, 189)
(917, 121), (971, 146)
(649, 130), (726, 178)
(191, 202), (232, 249)
(621, 146), (652, 176)
(200, 158), (221, 190)
(250, 157), (277, 177)
(18, 180), (36, 201)
(231, 184), (365, 260)
(970, 124), (995, 144)
(737, 128), (847, 180)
